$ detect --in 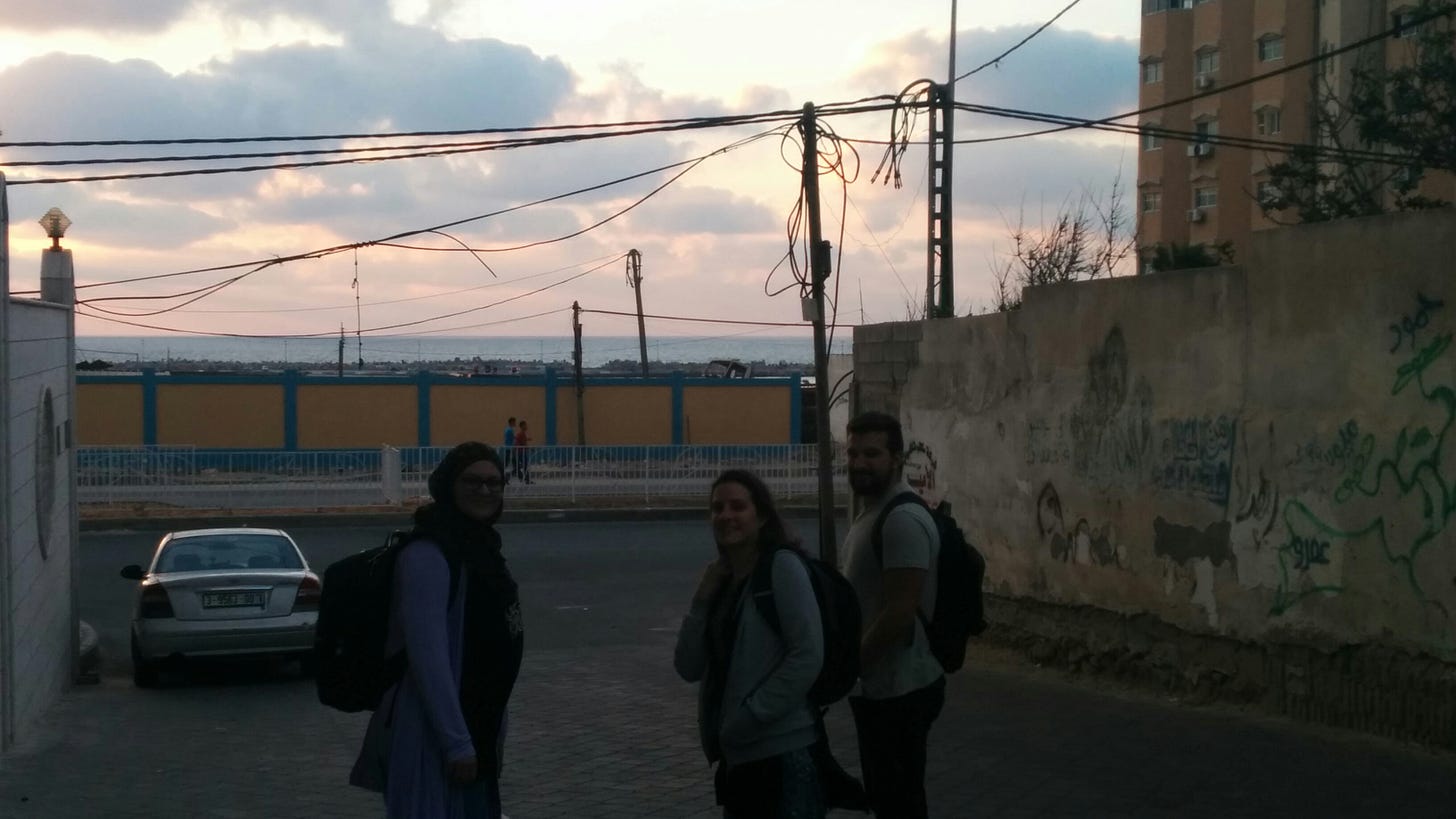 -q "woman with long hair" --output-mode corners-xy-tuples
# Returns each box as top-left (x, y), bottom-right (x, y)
(674, 469), (826, 818)
(351, 441), (524, 818)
